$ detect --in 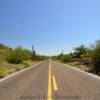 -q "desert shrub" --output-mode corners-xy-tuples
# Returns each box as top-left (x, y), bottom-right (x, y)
(89, 40), (100, 73)
(60, 54), (72, 63)
(7, 47), (31, 64)
(73, 45), (88, 58)
(23, 60), (31, 67)
(0, 60), (7, 78)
